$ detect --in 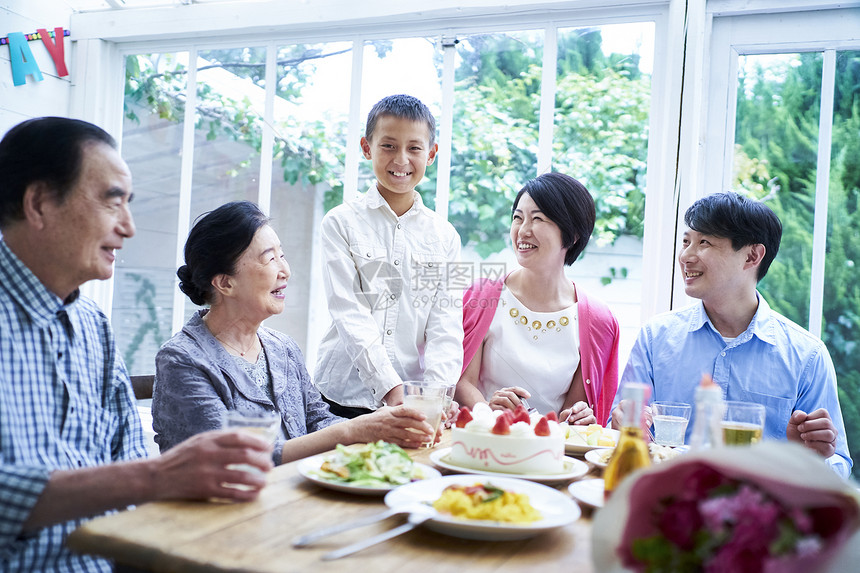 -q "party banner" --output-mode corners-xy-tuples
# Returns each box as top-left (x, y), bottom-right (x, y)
(2, 28), (69, 86)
